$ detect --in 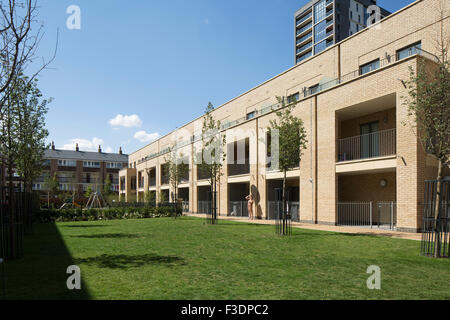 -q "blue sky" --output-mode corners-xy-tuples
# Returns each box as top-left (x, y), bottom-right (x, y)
(35, 0), (415, 154)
